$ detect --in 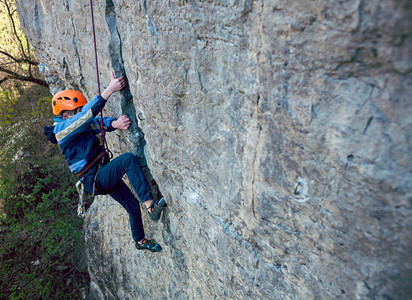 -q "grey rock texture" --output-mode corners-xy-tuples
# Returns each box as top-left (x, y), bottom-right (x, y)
(17, 0), (412, 299)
